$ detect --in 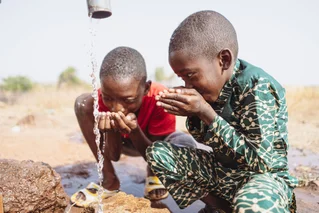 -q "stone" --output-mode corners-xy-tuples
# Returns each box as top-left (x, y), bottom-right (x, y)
(66, 192), (170, 213)
(0, 159), (69, 213)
